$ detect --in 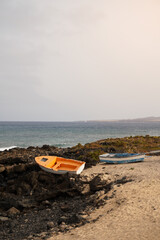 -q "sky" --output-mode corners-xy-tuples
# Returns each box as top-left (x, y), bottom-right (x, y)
(1, 0), (160, 121)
